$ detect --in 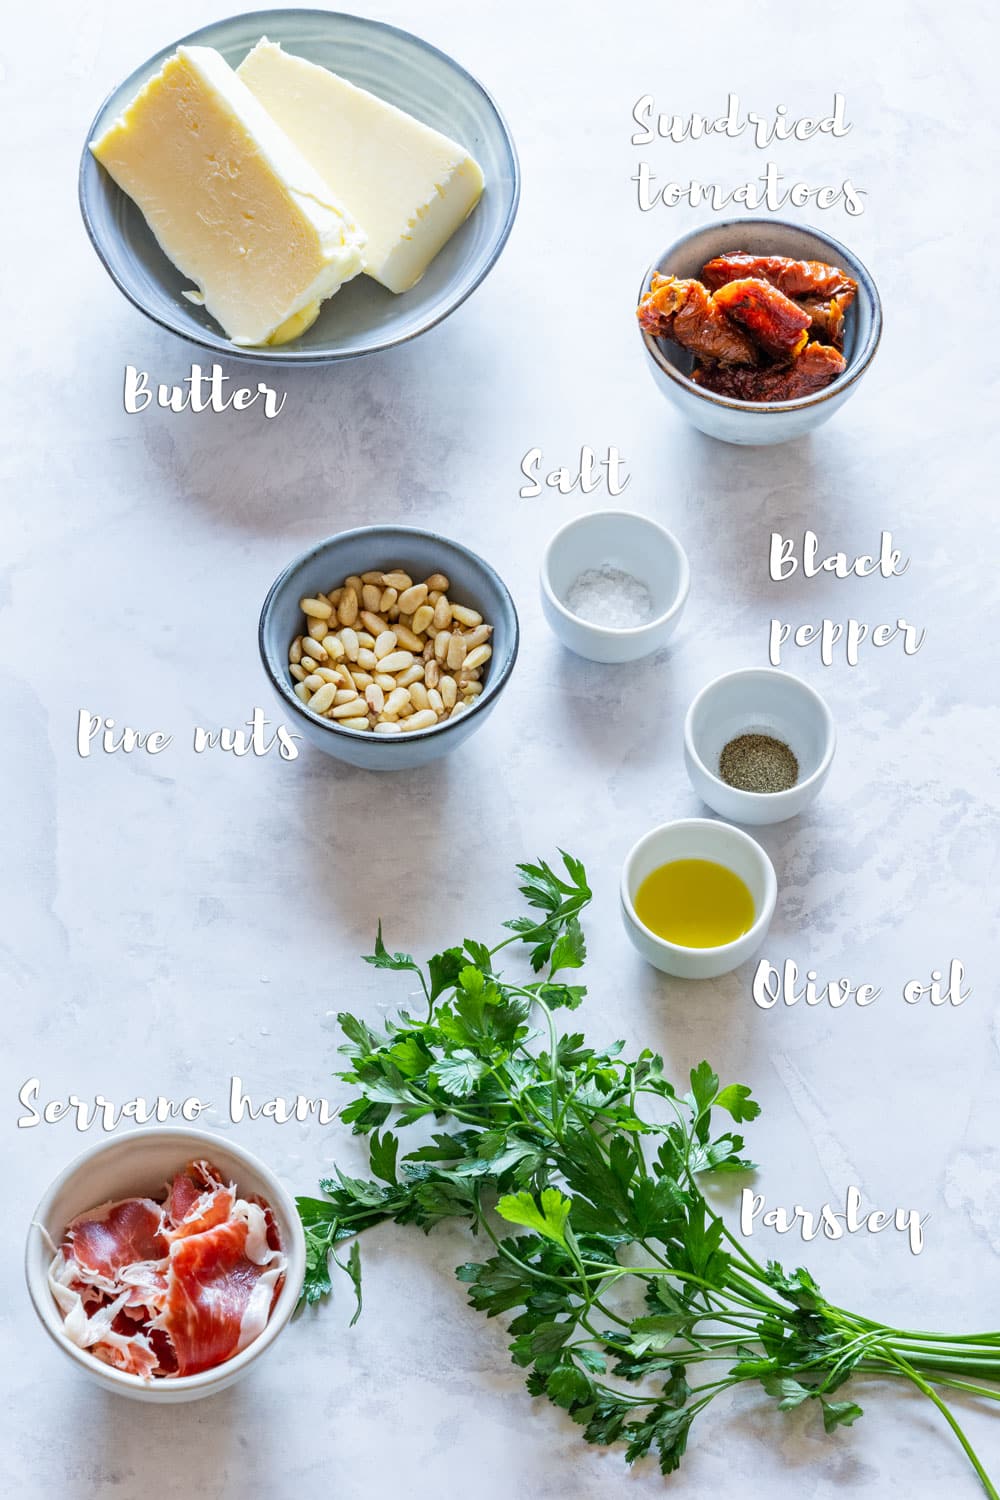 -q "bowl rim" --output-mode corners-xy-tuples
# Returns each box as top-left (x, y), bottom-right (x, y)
(24, 1126), (306, 1395)
(637, 217), (883, 413)
(684, 667), (836, 806)
(620, 817), (777, 957)
(78, 6), (521, 365)
(258, 524), (520, 750)
(540, 509), (691, 639)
